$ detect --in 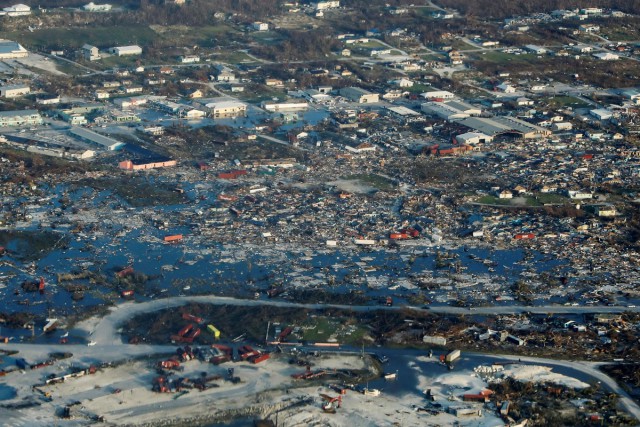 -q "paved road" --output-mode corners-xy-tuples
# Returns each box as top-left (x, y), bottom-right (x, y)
(61, 295), (639, 347)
